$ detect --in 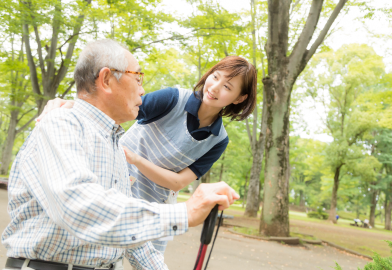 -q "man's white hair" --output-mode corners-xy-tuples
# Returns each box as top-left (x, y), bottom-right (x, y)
(74, 39), (129, 94)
